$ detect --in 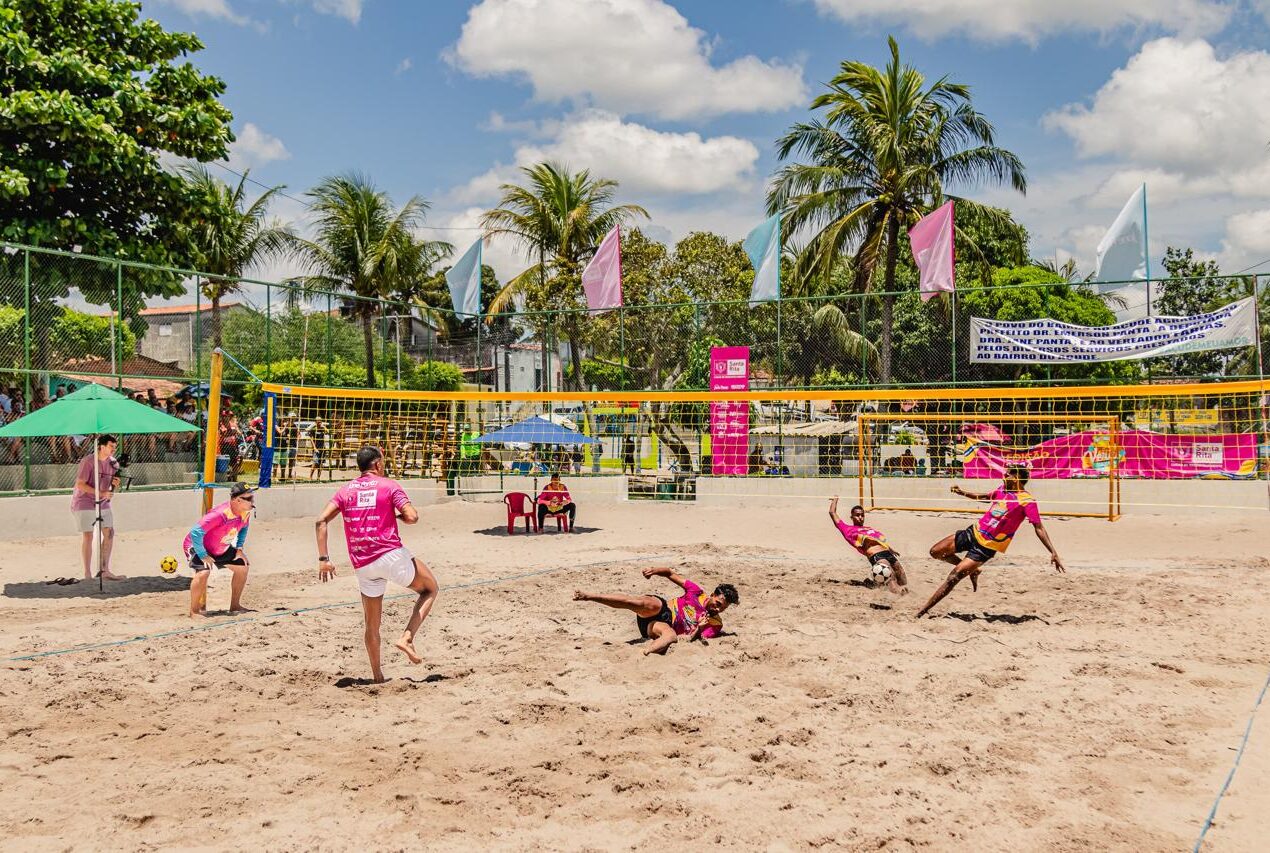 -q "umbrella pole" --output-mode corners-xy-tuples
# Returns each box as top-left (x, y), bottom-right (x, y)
(94, 433), (103, 593)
